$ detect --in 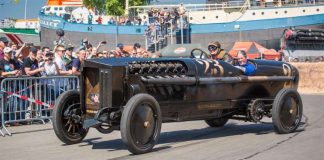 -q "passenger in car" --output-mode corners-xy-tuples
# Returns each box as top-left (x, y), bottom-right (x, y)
(235, 50), (256, 76)
(208, 41), (232, 63)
